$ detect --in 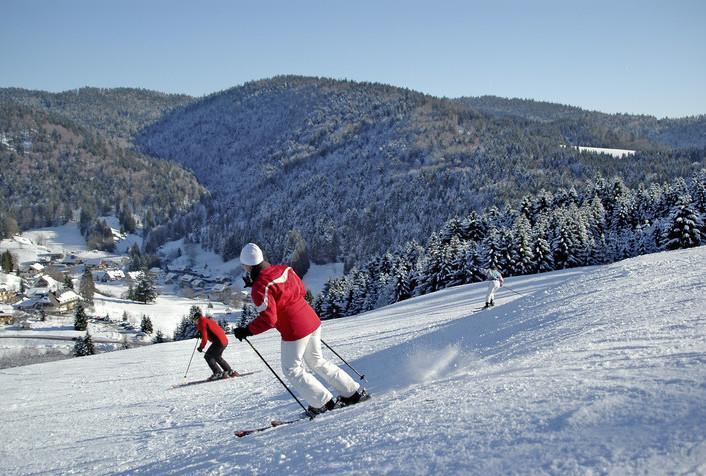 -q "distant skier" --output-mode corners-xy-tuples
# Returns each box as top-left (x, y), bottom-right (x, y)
(194, 311), (239, 380)
(232, 243), (369, 415)
(483, 267), (504, 309)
